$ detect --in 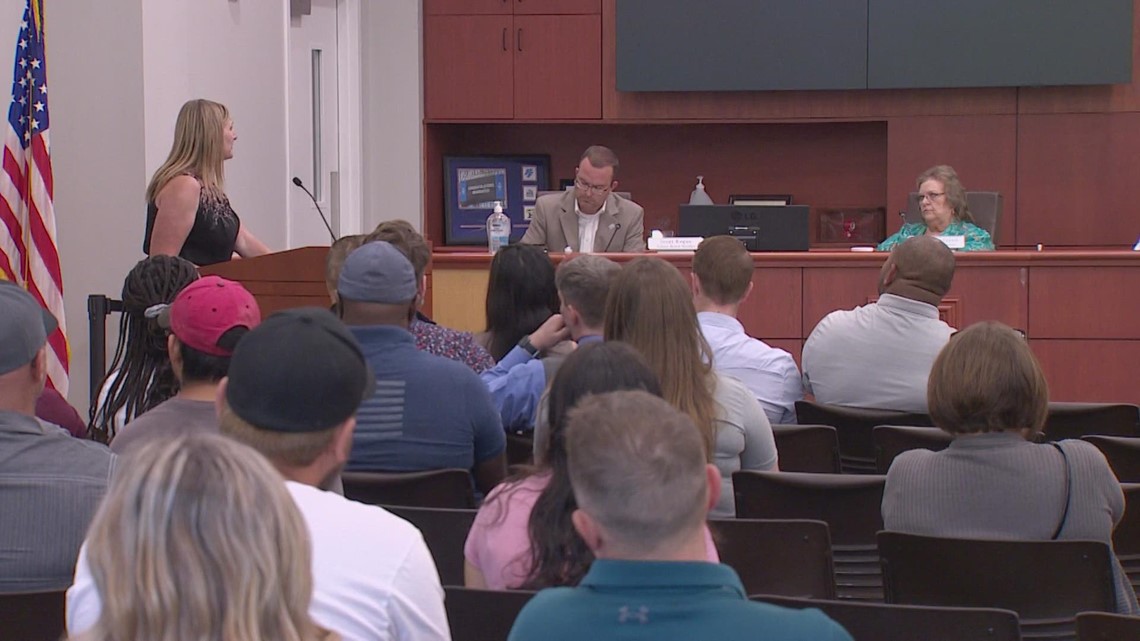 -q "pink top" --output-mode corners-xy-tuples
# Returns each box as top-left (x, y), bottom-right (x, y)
(464, 472), (721, 590)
